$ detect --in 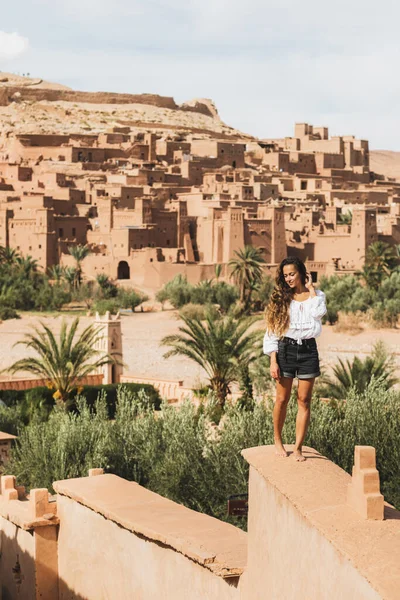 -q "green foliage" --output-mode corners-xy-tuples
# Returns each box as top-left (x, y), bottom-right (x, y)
(337, 210), (352, 225)
(228, 245), (266, 309)
(0, 306), (20, 320)
(320, 271), (400, 327)
(6, 318), (118, 407)
(6, 396), (111, 491)
(76, 383), (161, 417)
(0, 404), (23, 435)
(7, 381), (400, 517)
(68, 244), (91, 287)
(156, 275), (238, 313)
(251, 274), (274, 312)
(93, 298), (121, 315)
(96, 274), (118, 299)
(162, 310), (262, 407)
(320, 341), (398, 399)
(0, 246), (71, 314)
(117, 288), (149, 312)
